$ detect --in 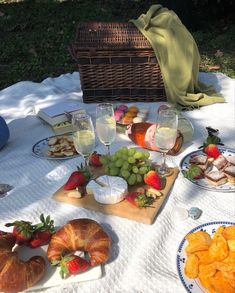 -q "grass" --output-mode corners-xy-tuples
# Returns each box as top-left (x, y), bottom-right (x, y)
(193, 21), (235, 78)
(0, 0), (234, 90)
